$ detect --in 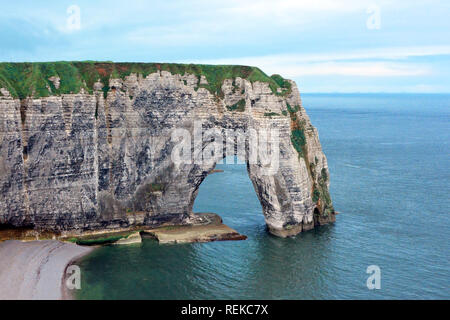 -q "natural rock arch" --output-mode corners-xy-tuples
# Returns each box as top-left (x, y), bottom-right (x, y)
(0, 64), (335, 237)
